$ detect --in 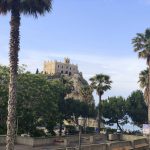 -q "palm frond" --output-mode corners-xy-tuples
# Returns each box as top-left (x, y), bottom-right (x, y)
(0, 0), (52, 16)
(138, 49), (150, 59)
(138, 68), (149, 89)
(145, 28), (150, 39)
(20, 0), (52, 17)
(0, 0), (11, 14)
(133, 28), (150, 60)
(90, 74), (112, 96)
